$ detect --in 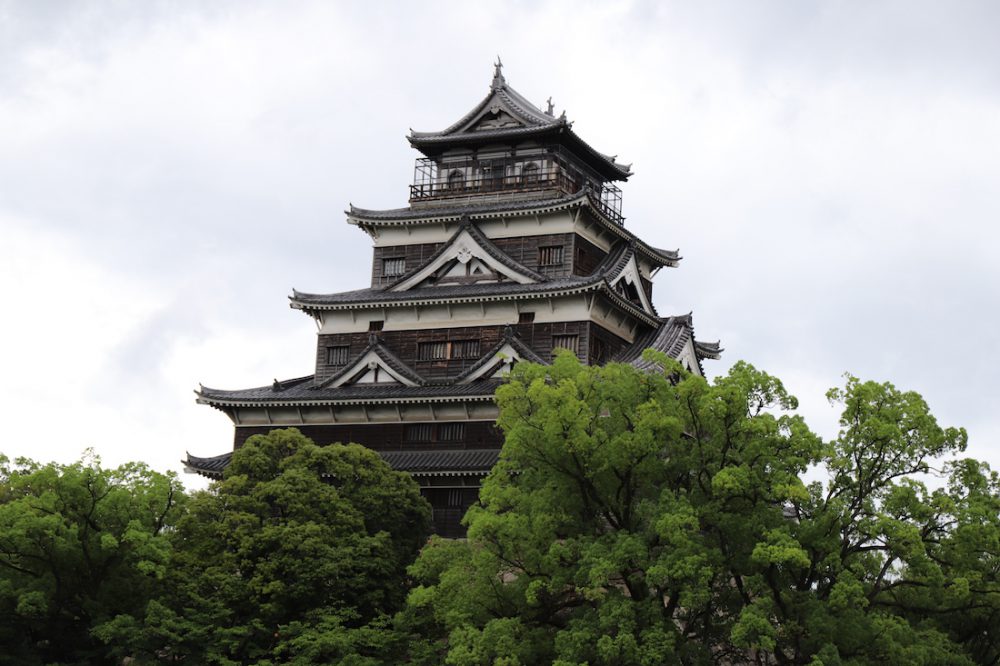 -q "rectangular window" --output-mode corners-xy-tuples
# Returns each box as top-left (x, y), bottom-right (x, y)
(438, 423), (466, 442)
(383, 257), (406, 277)
(404, 424), (433, 442)
(327, 345), (350, 366)
(418, 341), (448, 361)
(538, 245), (564, 266)
(518, 312), (535, 324)
(451, 340), (480, 359)
(552, 334), (579, 355)
(368, 320), (384, 332)
(448, 489), (465, 507)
